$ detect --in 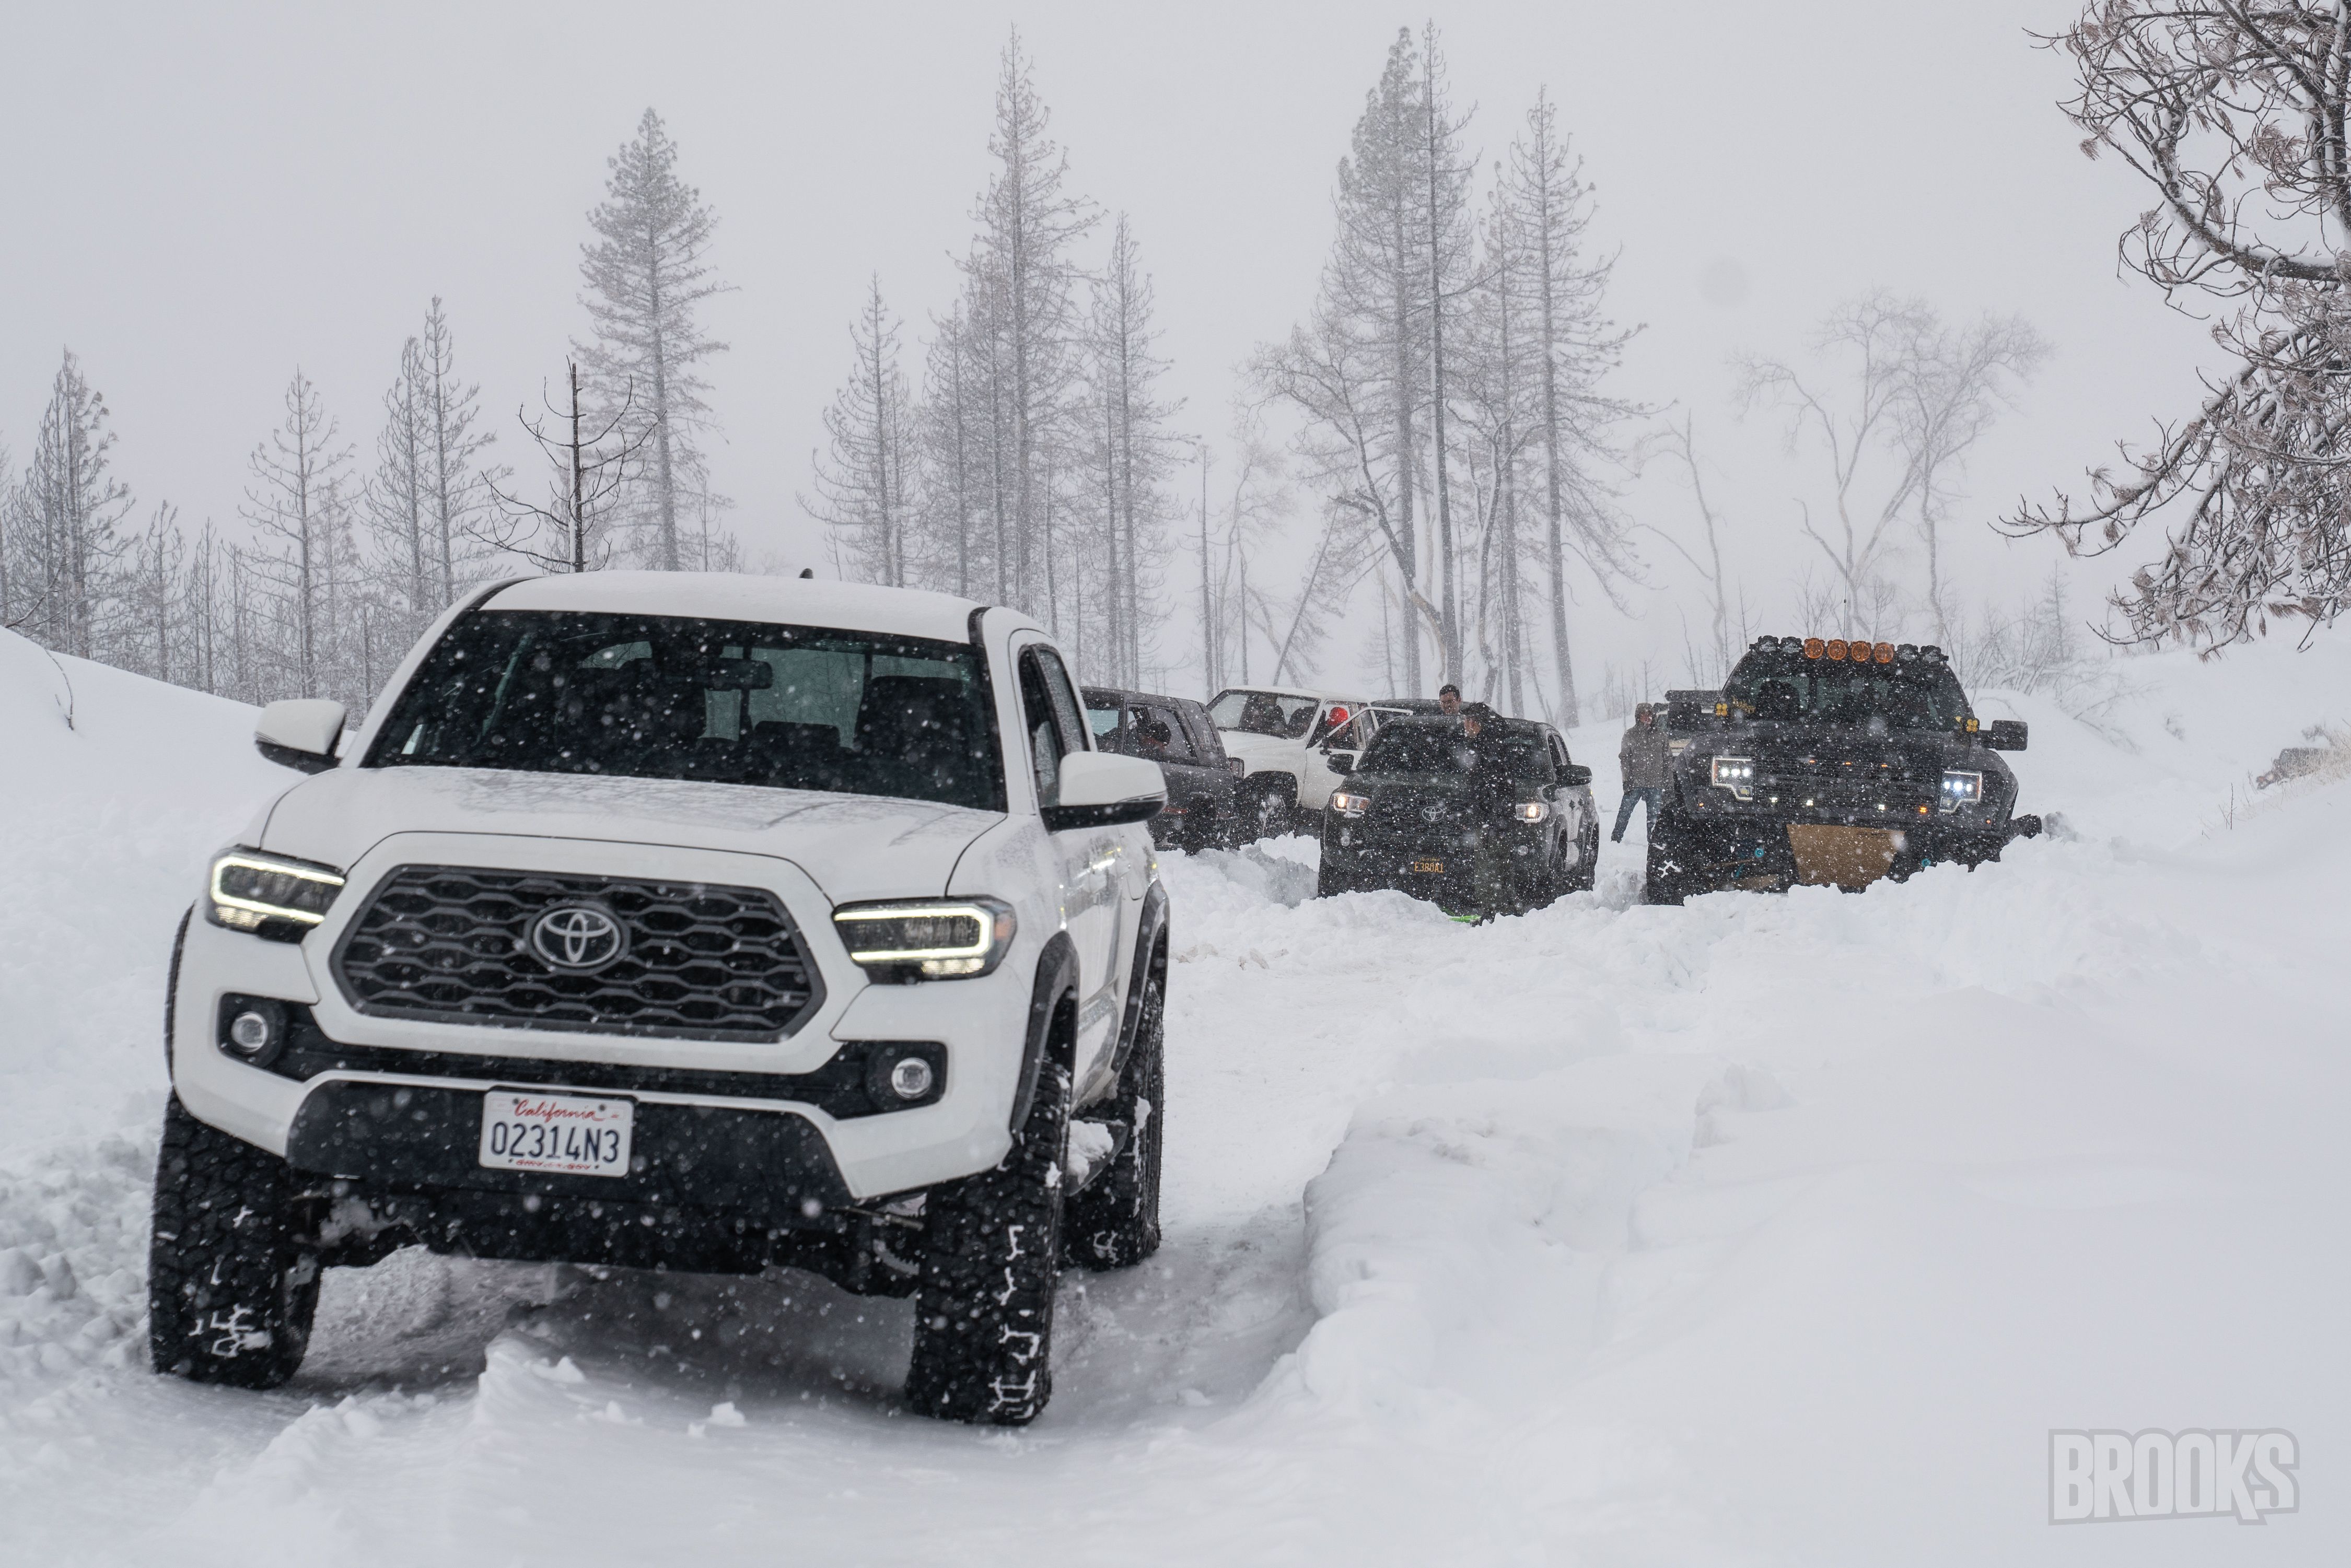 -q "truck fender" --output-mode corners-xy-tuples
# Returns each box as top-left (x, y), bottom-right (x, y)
(1008, 933), (1080, 1134)
(1100, 880), (1169, 1092)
